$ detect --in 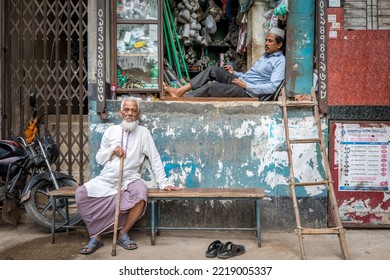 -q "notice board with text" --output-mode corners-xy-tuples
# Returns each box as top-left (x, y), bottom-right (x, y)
(330, 121), (390, 227)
